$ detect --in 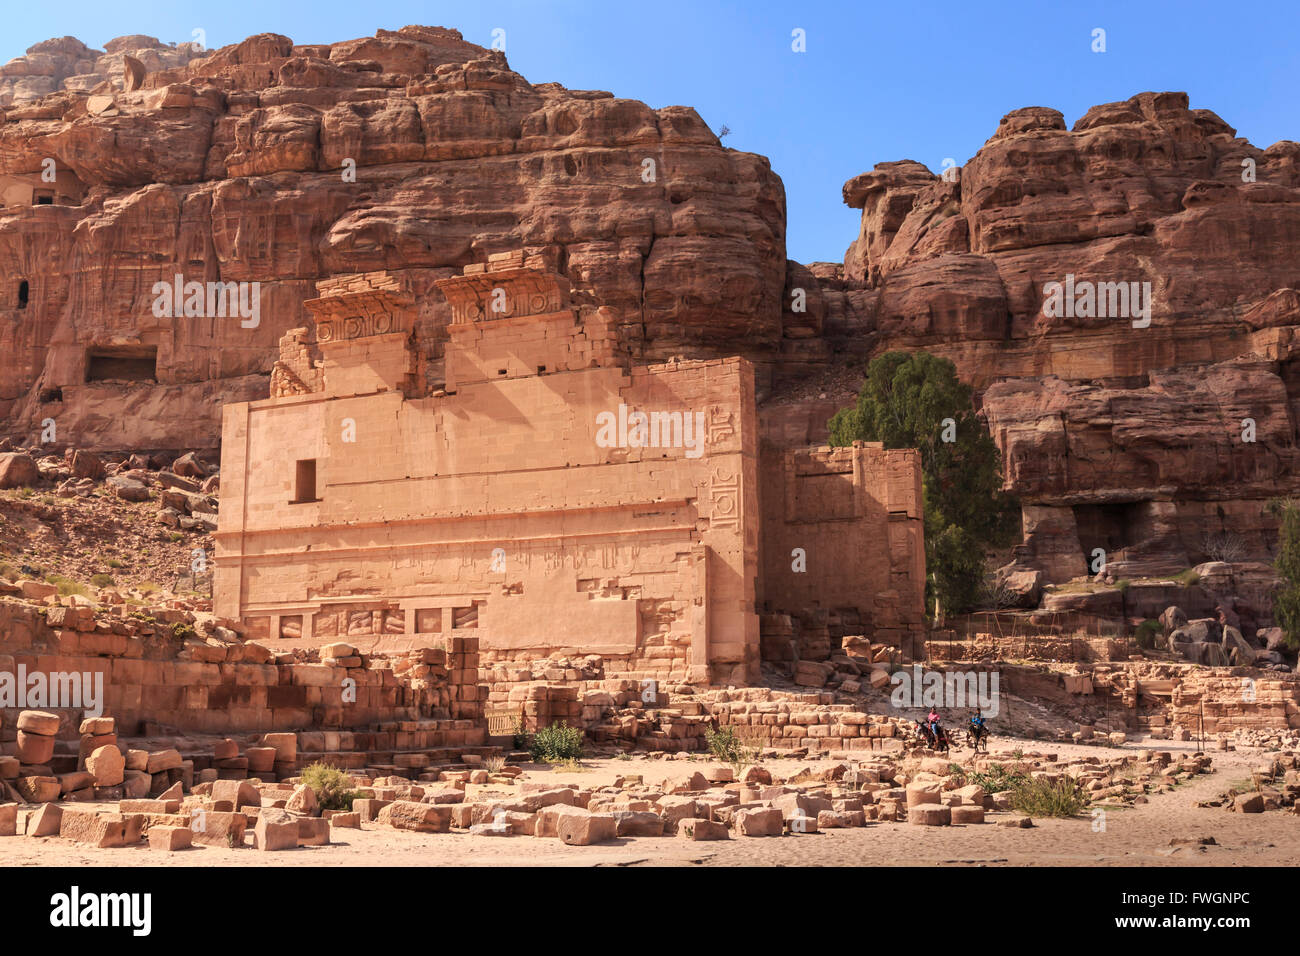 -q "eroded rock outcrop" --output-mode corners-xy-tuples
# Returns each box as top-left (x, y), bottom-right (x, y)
(787, 91), (1300, 586)
(3, 28), (1298, 598)
(0, 25), (785, 448)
